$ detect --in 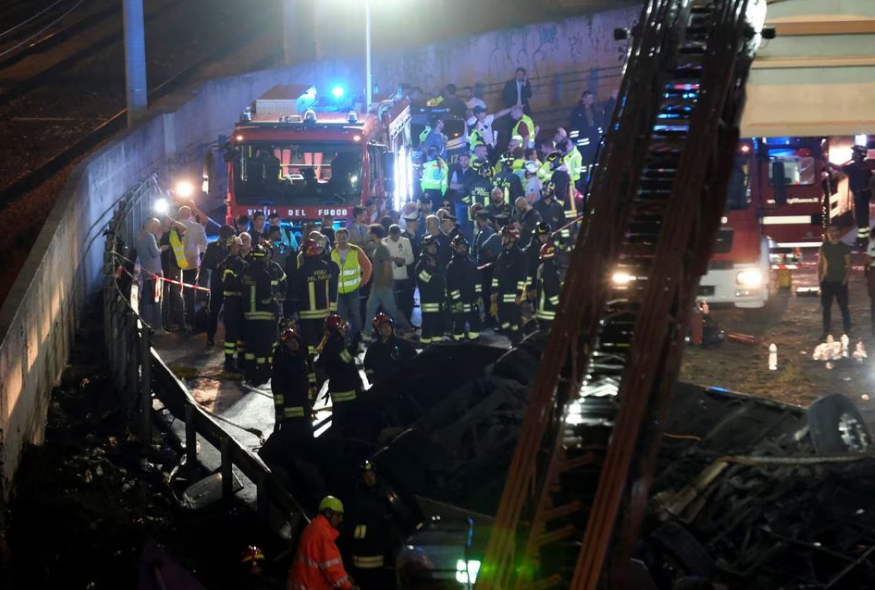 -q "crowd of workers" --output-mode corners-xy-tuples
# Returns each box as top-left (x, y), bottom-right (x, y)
(129, 69), (623, 590)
